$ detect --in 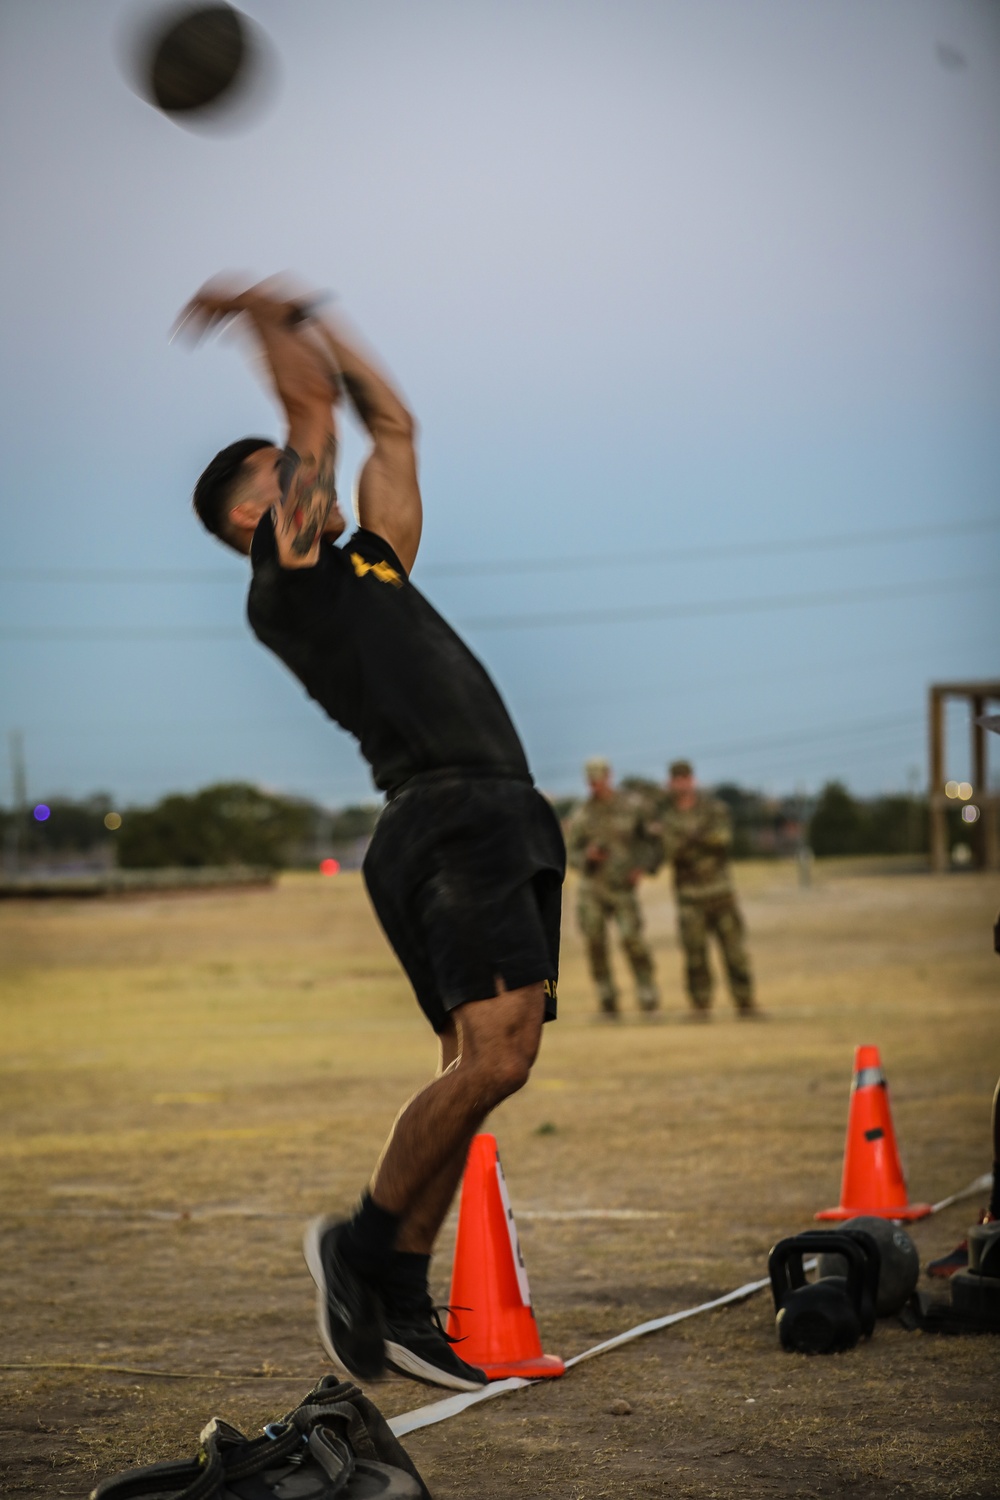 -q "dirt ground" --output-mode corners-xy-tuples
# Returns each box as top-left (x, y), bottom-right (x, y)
(1, 859), (998, 1499)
